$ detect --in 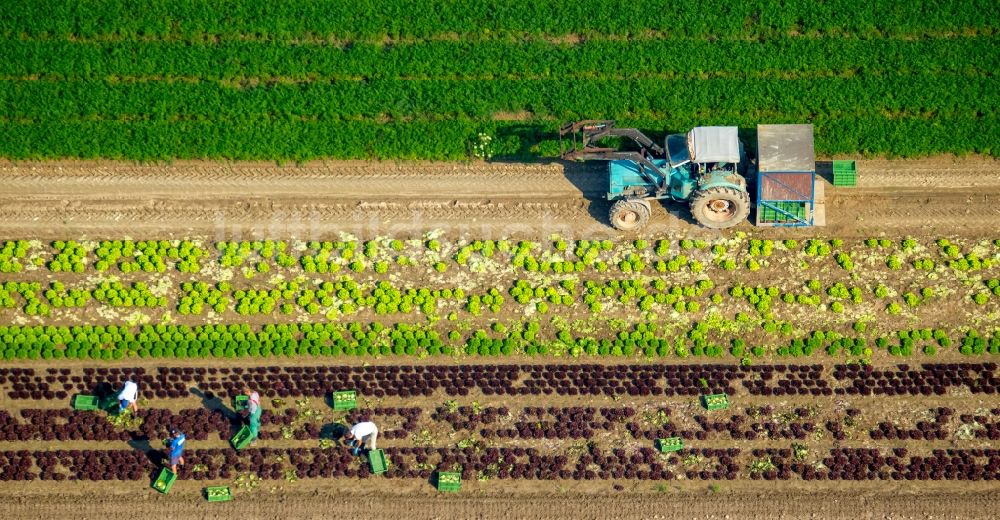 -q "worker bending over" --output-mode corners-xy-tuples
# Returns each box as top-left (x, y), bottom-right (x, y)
(117, 378), (139, 413)
(344, 421), (378, 454)
(166, 428), (186, 473)
(243, 386), (262, 443)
